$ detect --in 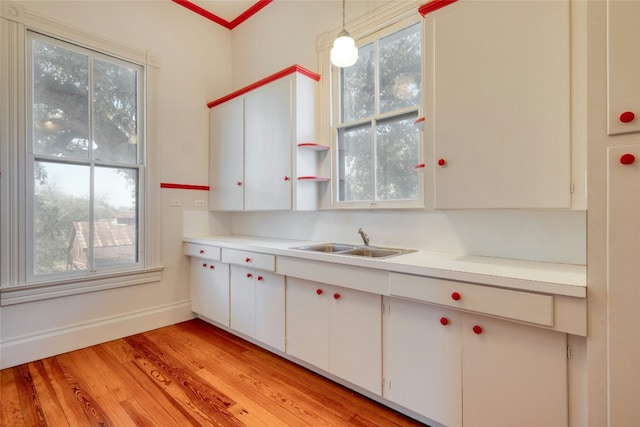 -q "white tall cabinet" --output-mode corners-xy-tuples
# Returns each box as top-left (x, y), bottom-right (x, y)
(208, 66), (322, 211)
(422, 0), (572, 209)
